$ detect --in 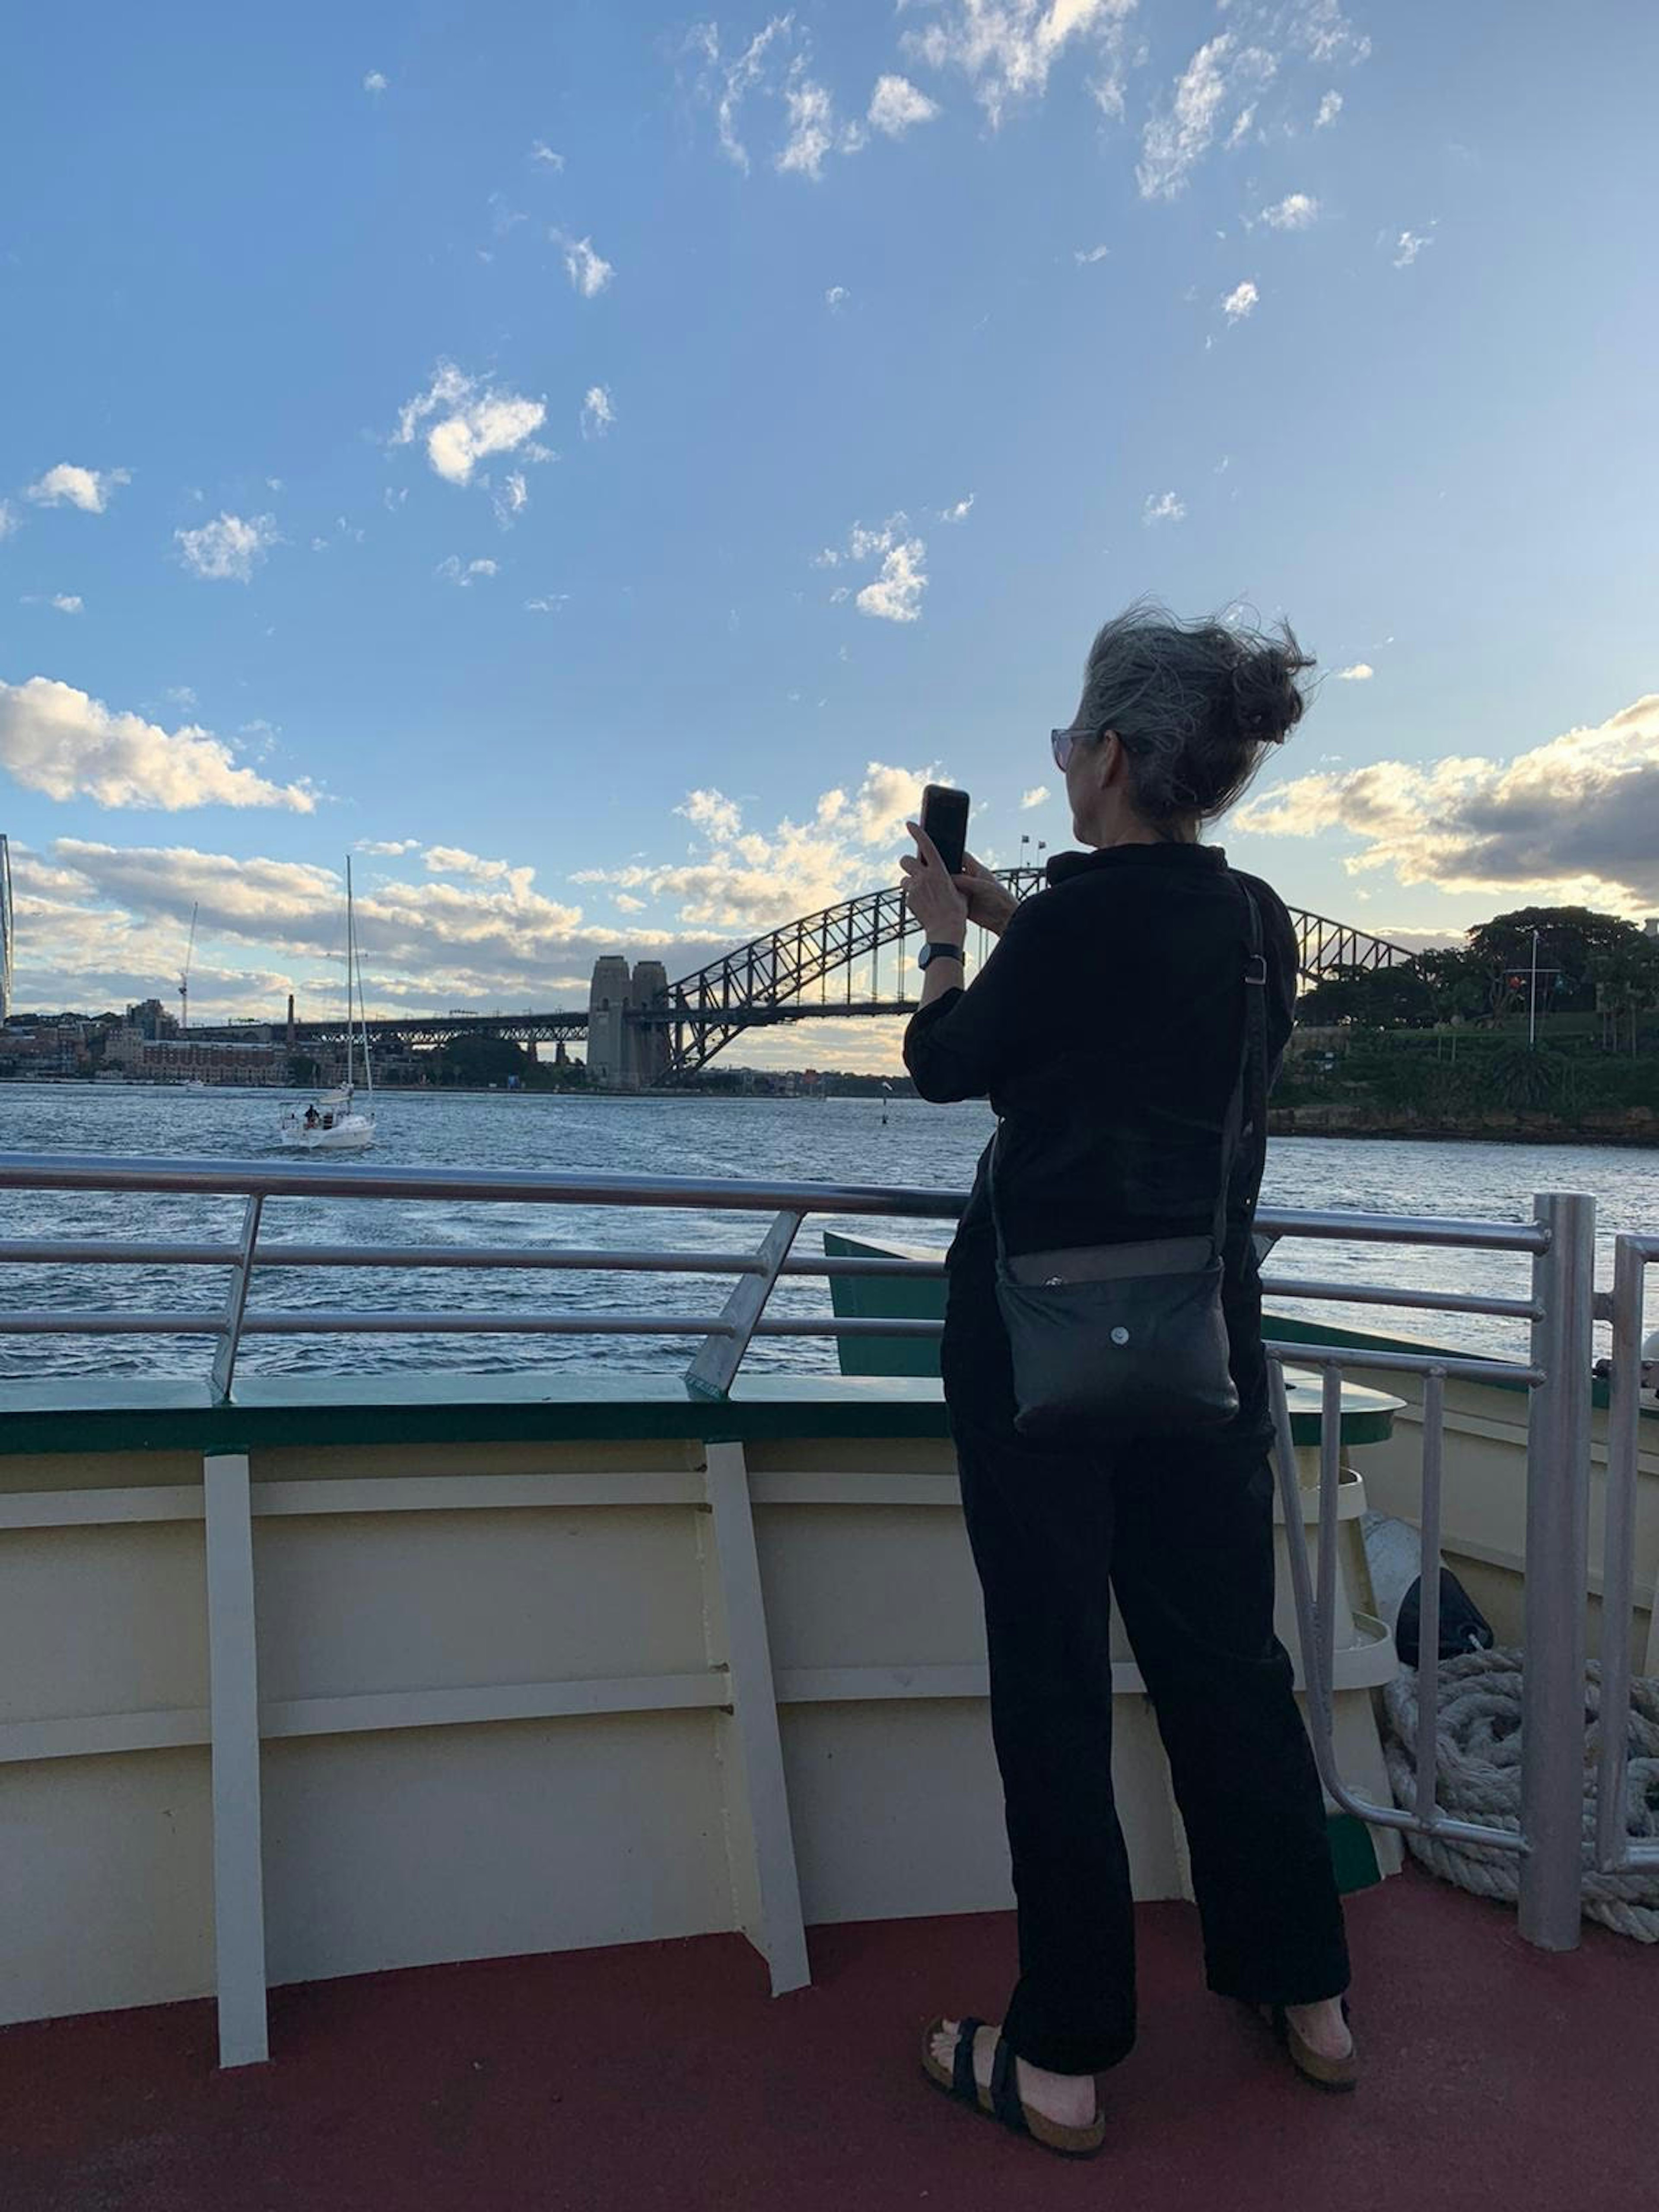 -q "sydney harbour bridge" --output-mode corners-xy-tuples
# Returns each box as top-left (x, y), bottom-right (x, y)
(228, 868), (1409, 1086)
